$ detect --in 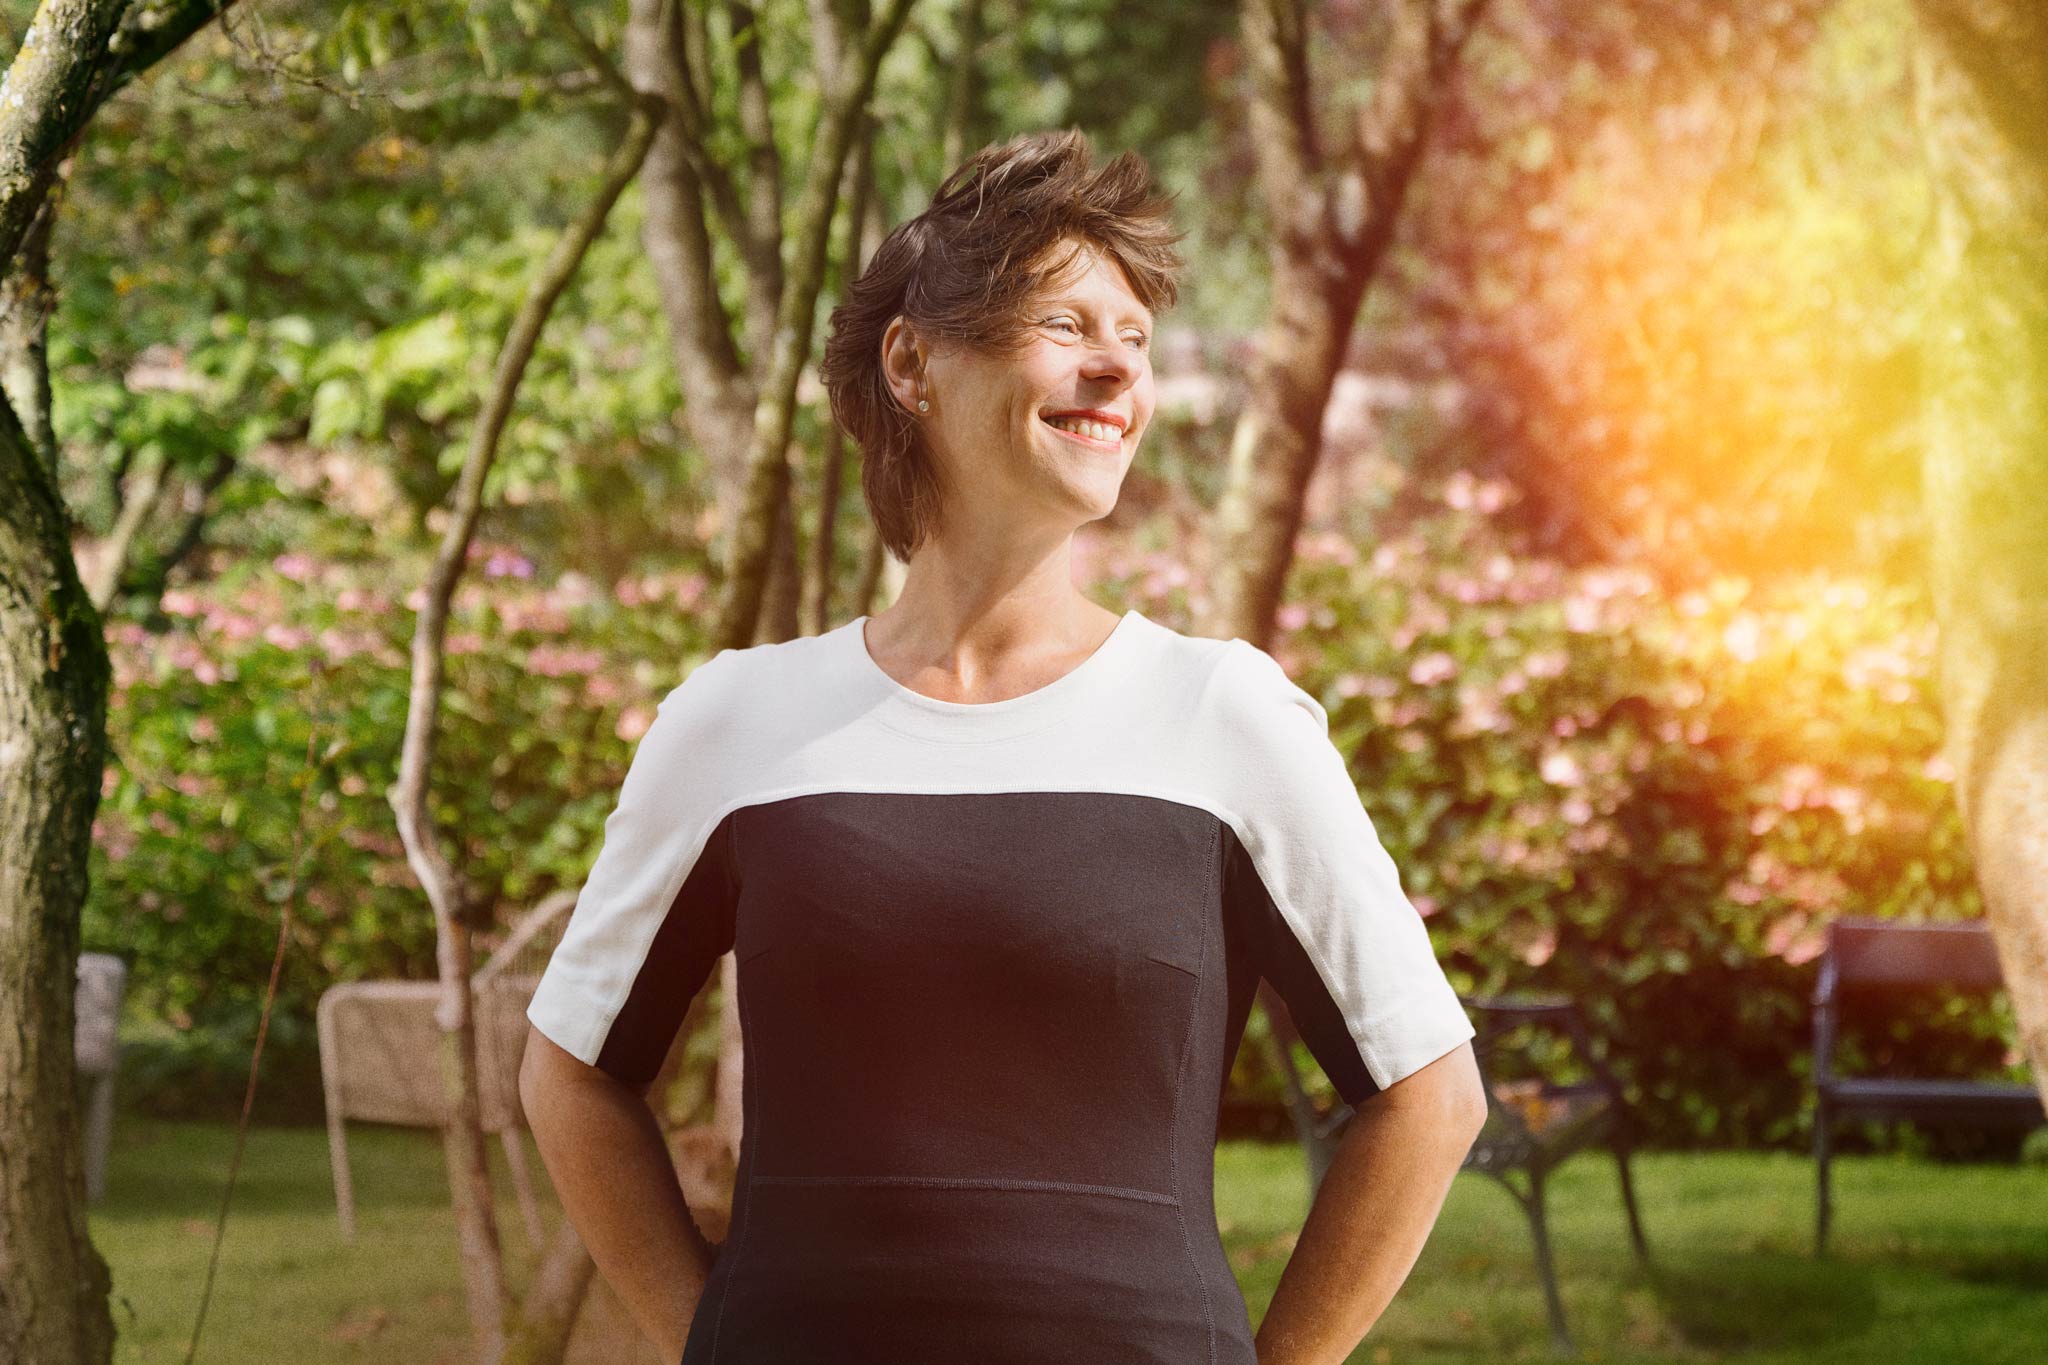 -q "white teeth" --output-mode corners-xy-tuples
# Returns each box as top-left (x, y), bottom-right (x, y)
(1044, 416), (1119, 443)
